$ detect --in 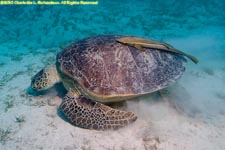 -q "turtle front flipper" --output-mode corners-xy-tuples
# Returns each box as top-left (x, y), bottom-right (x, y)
(60, 89), (137, 130)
